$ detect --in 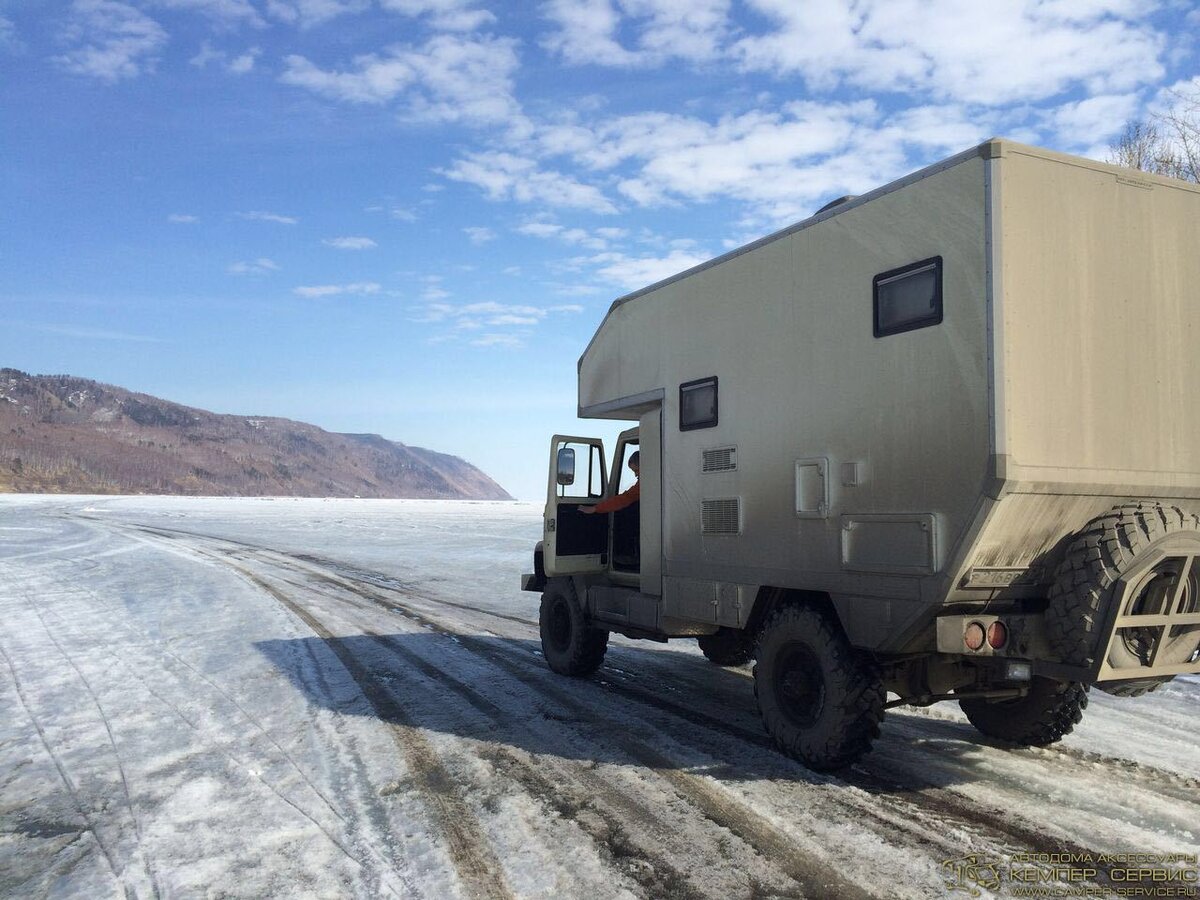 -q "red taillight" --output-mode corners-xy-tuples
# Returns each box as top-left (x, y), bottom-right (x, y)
(964, 622), (986, 651)
(987, 621), (1008, 649)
